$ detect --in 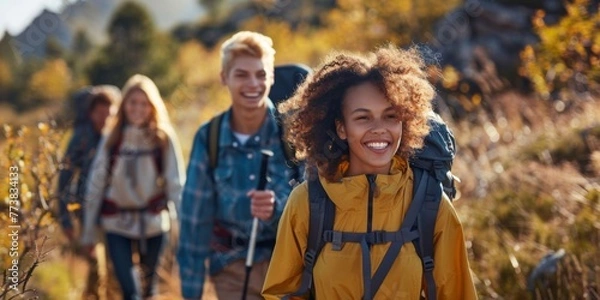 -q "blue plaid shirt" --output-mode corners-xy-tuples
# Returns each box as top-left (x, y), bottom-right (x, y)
(177, 104), (300, 299)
